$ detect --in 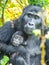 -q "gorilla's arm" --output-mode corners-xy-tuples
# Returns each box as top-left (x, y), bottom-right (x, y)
(0, 42), (17, 54)
(0, 21), (16, 43)
(0, 18), (22, 54)
(0, 42), (26, 55)
(0, 21), (17, 54)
